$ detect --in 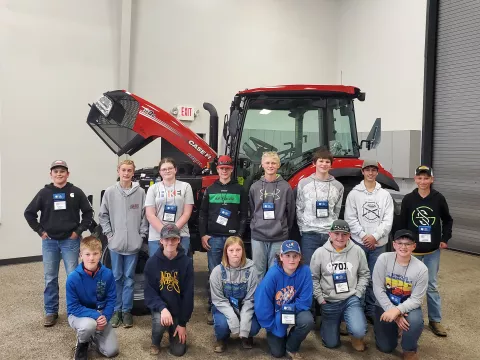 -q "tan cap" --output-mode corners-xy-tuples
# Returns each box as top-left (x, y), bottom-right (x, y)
(50, 160), (68, 170)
